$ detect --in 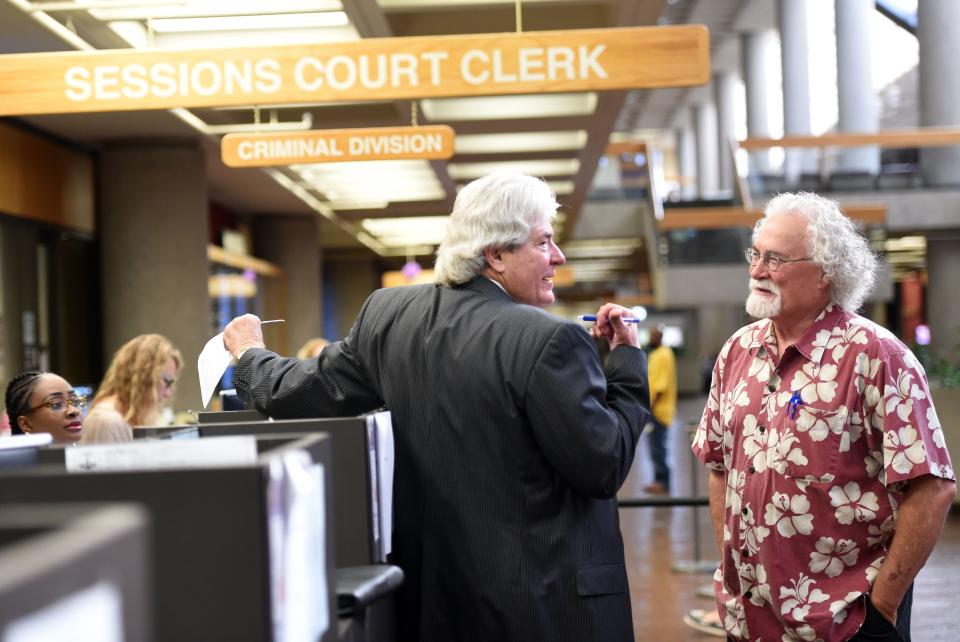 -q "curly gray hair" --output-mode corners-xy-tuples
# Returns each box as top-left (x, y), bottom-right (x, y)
(756, 192), (880, 311)
(434, 171), (559, 286)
